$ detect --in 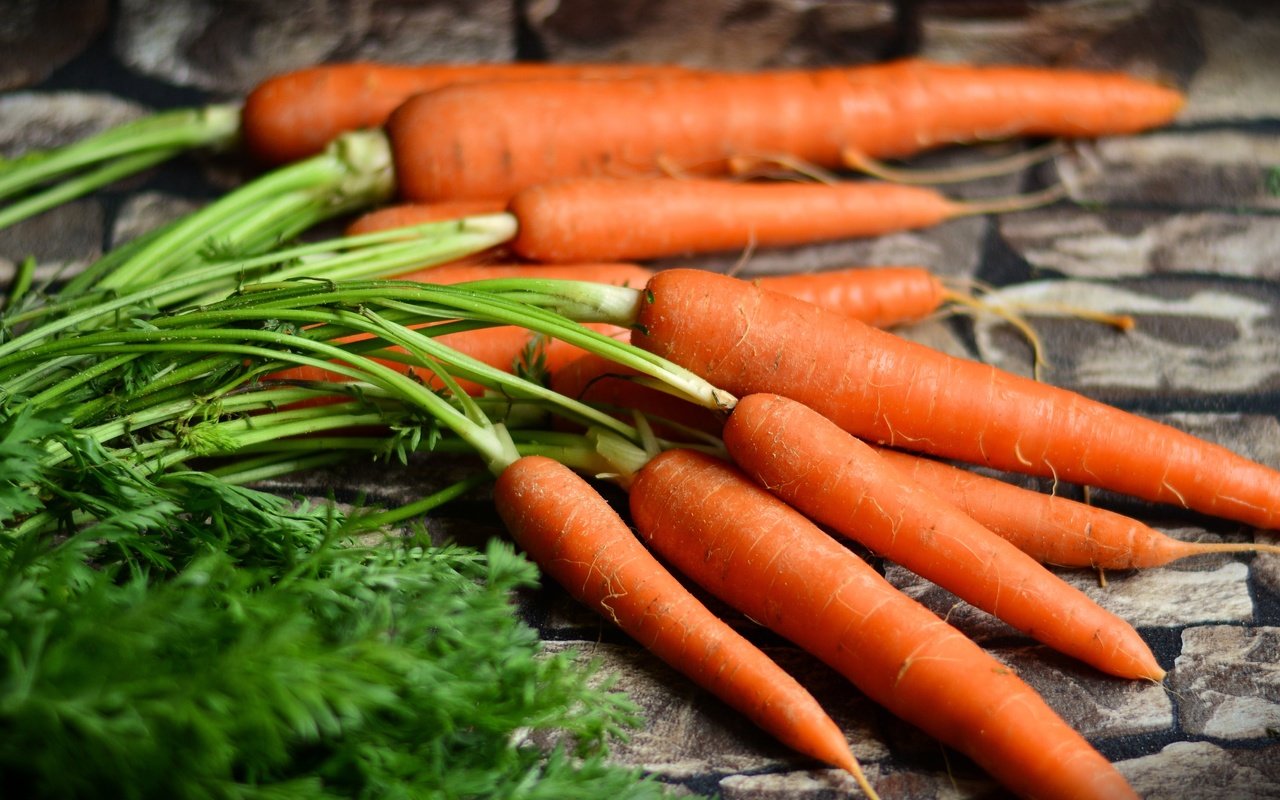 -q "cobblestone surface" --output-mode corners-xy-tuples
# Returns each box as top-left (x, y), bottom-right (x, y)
(3, 1), (1279, 798)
